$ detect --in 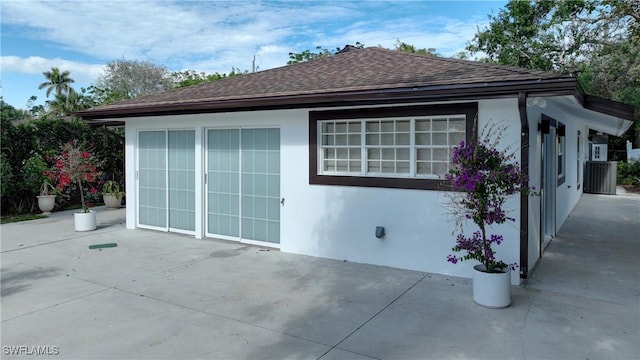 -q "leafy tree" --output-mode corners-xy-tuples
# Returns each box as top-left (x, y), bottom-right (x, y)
(571, 0), (639, 121)
(92, 58), (173, 102)
(288, 41), (444, 64)
(26, 96), (46, 119)
(0, 153), (12, 200)
(287, 42), (364, 64)
(171, 68), (247, 88)
(46, 88), (96, 117)
(38, 67), (76, 98)
(394, 40), (440, 56)
(288, 46), (336, 65)
(1, 98), (30, 122)
(467, 0), (639, 141)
